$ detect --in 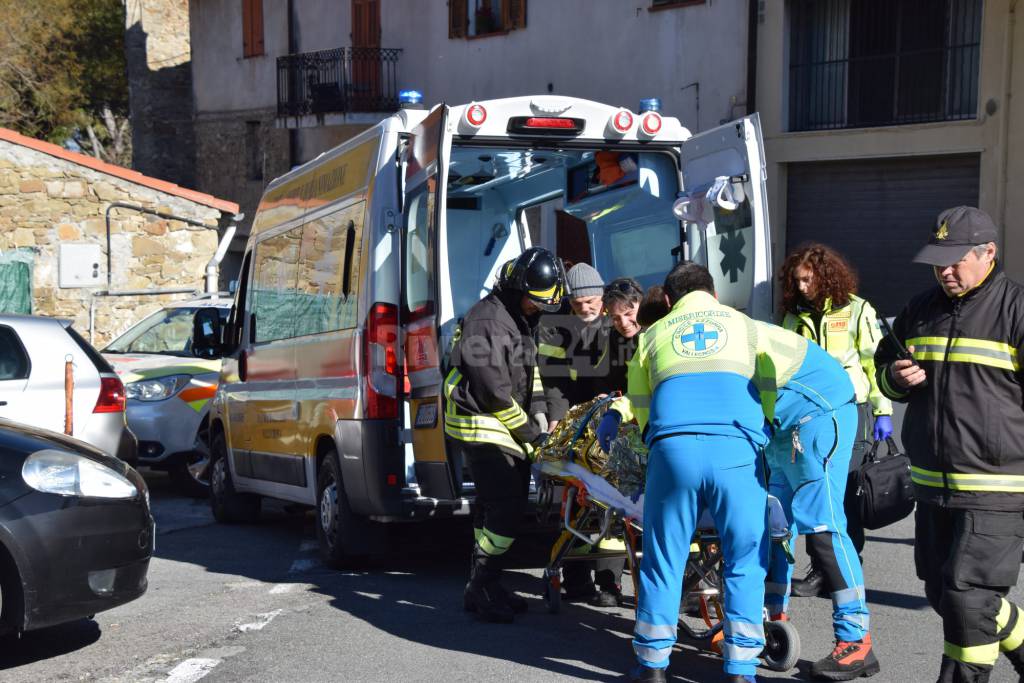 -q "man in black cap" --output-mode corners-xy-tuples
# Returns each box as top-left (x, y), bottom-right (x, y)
(875, 206), (1024, 682)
